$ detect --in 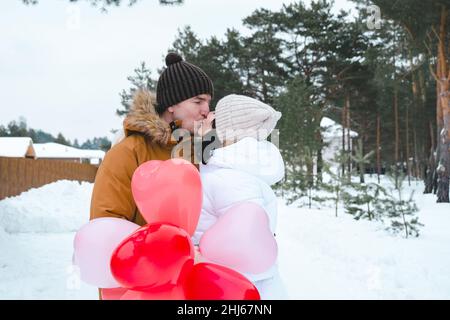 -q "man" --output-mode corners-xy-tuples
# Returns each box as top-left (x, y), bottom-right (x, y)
(90, 52), (213, 226)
